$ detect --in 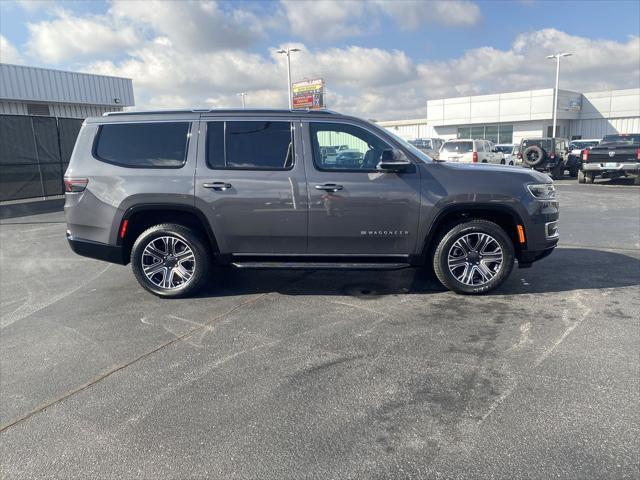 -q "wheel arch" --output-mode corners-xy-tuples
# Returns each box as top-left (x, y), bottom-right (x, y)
(421, 204), (526, 260)
(116, 204), (219, 264)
